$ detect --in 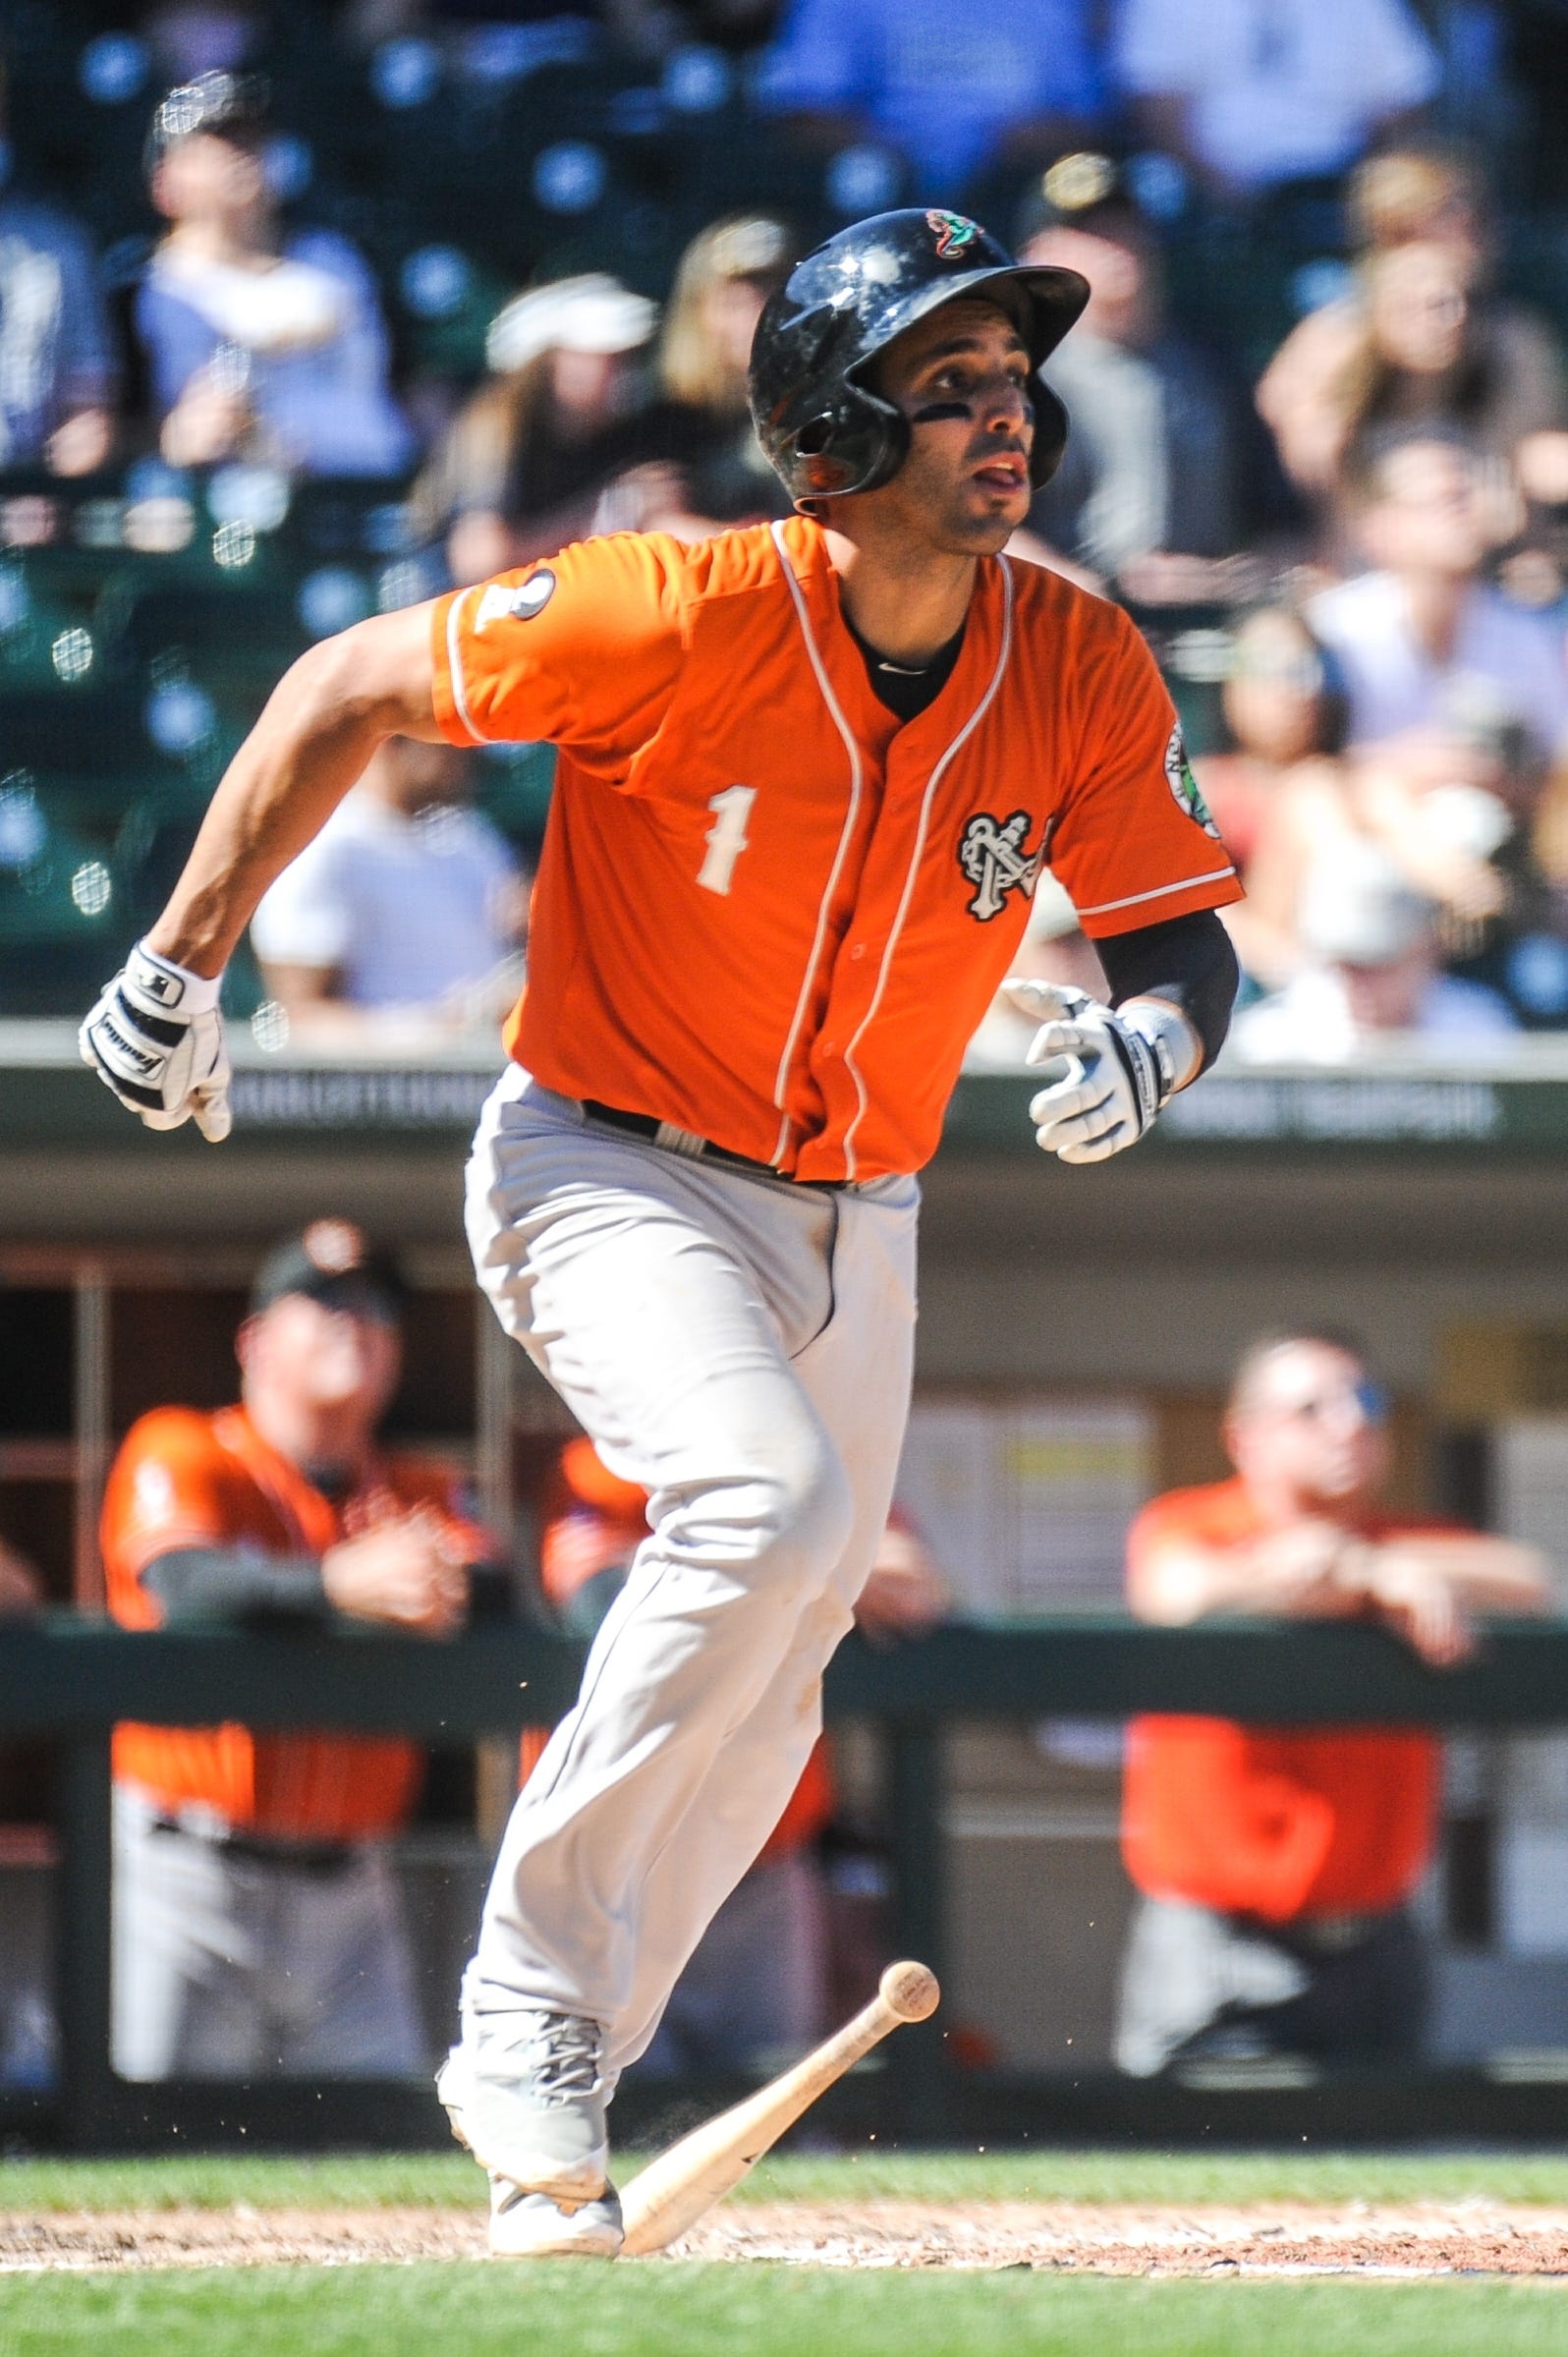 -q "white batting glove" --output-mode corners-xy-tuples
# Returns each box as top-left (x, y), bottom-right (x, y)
(1003, 980), (1191, 1165)
(80, 940), (232, 1142)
